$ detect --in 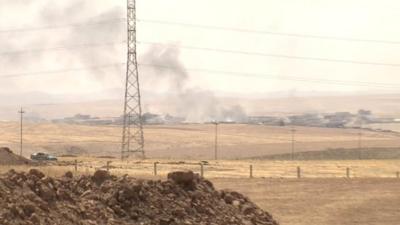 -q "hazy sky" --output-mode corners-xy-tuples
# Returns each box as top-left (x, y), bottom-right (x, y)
(2, 0), (400, 101)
